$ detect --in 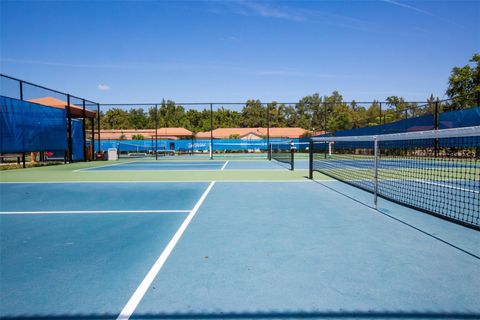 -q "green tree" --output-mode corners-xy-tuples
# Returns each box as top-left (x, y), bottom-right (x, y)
(146, 106), (158, 128)
(104, 108), (130, 129)
(241, 100), (266, 127)
(350, 101), (368, 129)
(328, 105), (353, 132)
(366, 101), (382, 126)
(446, 53), (480, 110)
(296, 94), (323, 131)
(131, 134), (144, 140)
(129, 108), (147, 129)
(268, 102), (289, 128)
(214, 107), (242, 129)
(158, 100), (191, 129)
